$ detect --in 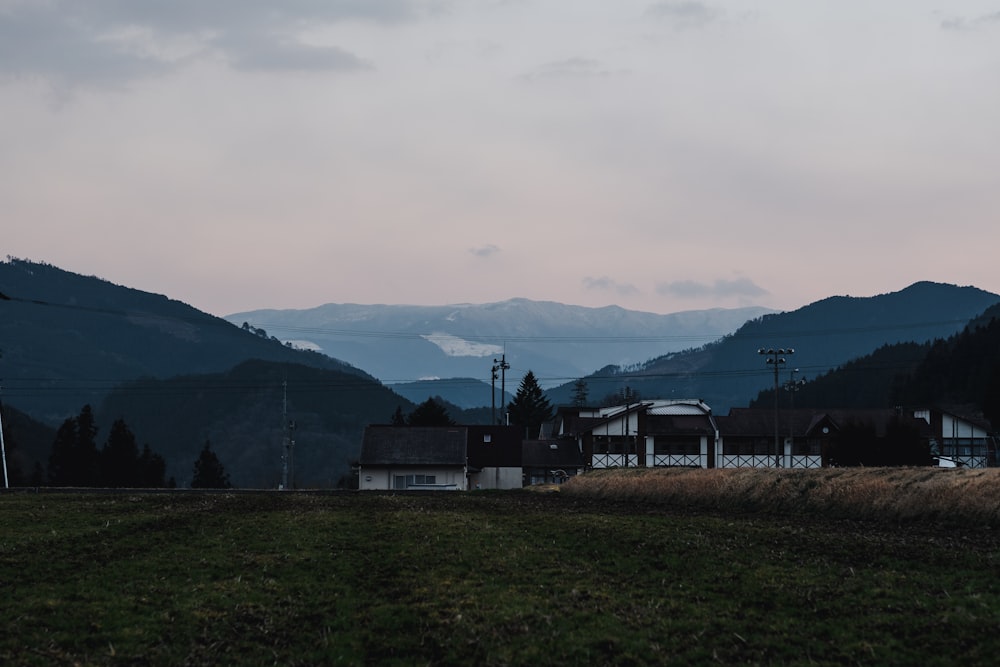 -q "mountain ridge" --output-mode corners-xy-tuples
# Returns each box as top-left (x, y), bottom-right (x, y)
(225, 300), (776, 389)
(548, 281), (1000, 411)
